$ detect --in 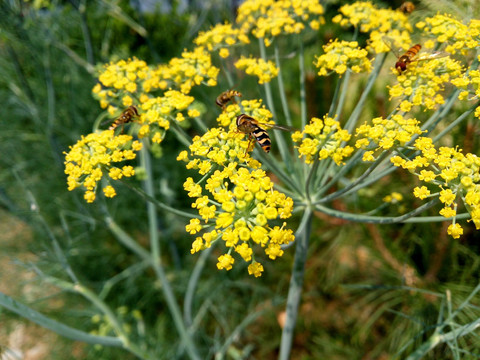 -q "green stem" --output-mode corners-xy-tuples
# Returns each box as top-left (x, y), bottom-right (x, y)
(184, 245), (214, 327)
(77, 0), (95, 64)
(140, 145), (201, 360)
(421, 89), (460, 134)
(217, 308), (267, 359)
(305, 159), (319, 203)
(120, 180), (200, 219)
(274, 43), (293, 127)
(36, 274), (150, 359)
(298, 41), (307, 130)
(432, 101), (480, 143)
(327, 75), (343, 116)
(334, 69), (352, 120)
(314, 198), (439, 224)
(278, 208), (313, 360)
(170, 120), (192, 147)
(105, 216), (151, 259)
(318, 151), (391, 201)
(344, 53), (387, 134)
(256, 150), (303, 195)
(316, 150), (364, 194)
(259, 38), (292, 171)
(298, 40), (310, 184)
(0, 291), (123, 347)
